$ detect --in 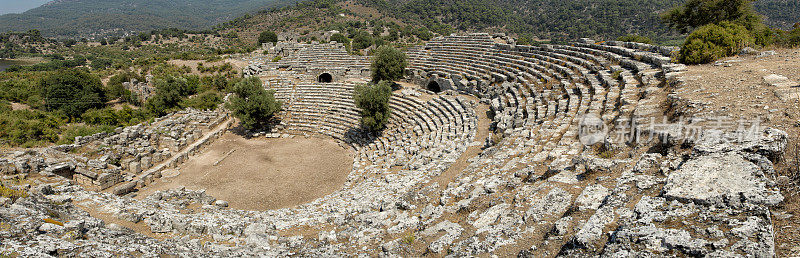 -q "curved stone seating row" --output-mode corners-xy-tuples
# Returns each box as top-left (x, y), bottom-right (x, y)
(244, 42), (371, 77)
(271, 83), (477, 171)
(357, 94), (476, 169)
(406, 33), (674, 169)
